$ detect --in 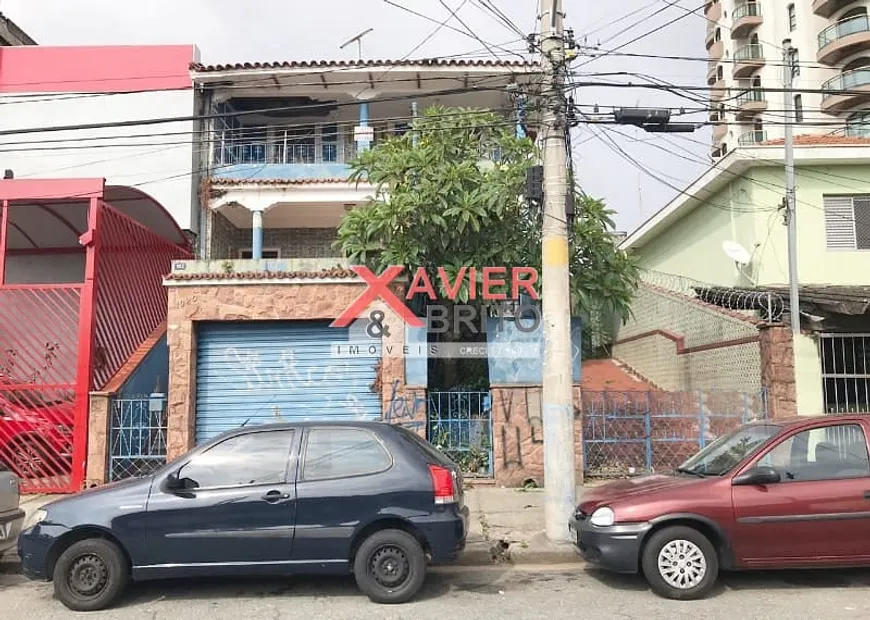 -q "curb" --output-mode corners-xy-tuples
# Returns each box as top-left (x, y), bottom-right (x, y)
(454, 541), (583, 567)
